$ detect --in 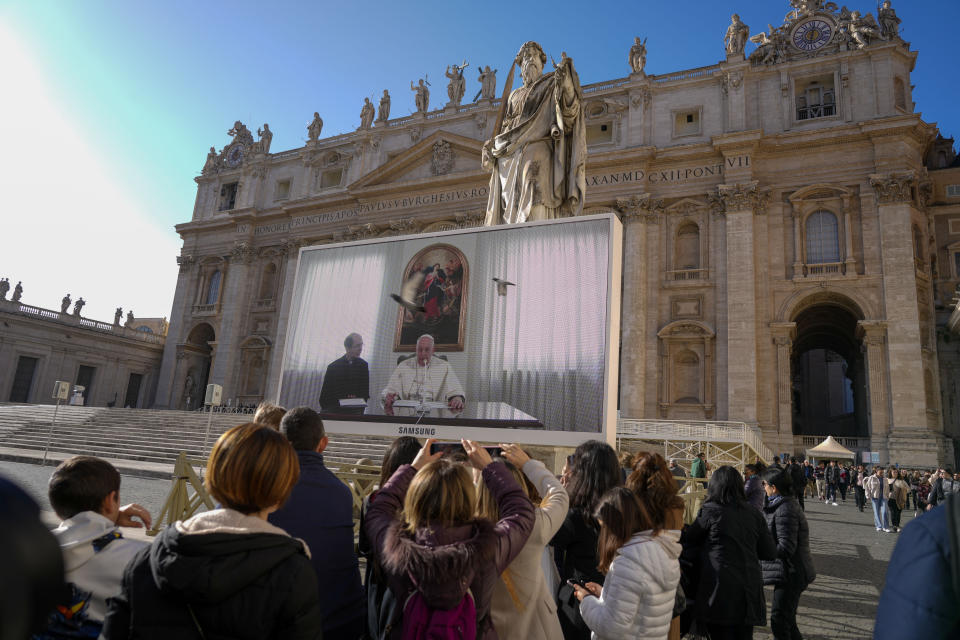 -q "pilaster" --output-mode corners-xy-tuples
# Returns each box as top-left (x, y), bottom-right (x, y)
(208, 242), (255, 397)
(154, 254), (196, 408)
(770, 322), (797, 451)
(857, 320), (890, 463)
(710, 181), (769, 424)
